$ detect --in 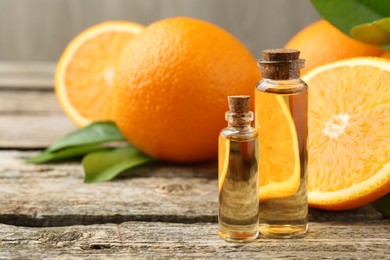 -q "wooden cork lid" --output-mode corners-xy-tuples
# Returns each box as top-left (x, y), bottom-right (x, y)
(259, 48), (304, 79)
(262, 49), (300, 61)
(228, 96), (250, 114)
